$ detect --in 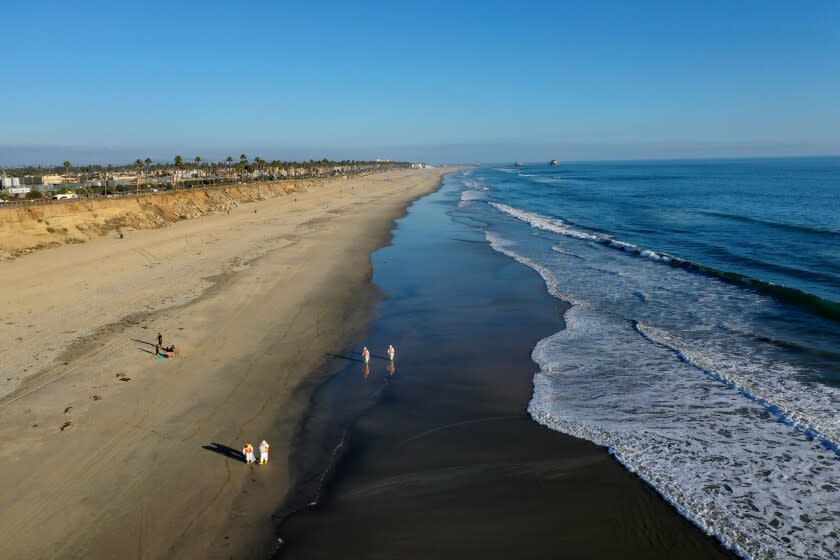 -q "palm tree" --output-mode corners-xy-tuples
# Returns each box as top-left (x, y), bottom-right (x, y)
(194, 156), (202, 188)
(63, 160), (72, 185)
(239, 154), (249, 183)
(226, 156), (234, 182)
(134, 159), (144, 194)
(174, 155), (184, 188)
(144, 158), (153, 187)
(105, 164), (113, 195)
